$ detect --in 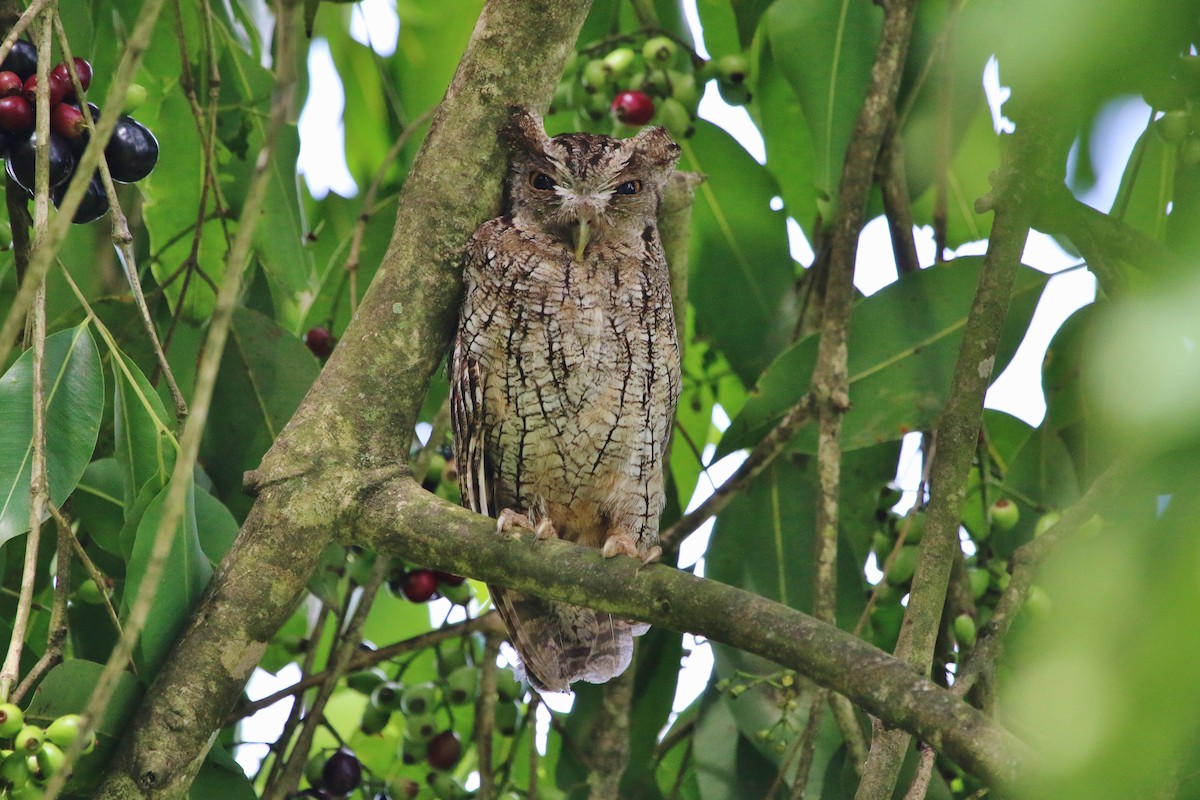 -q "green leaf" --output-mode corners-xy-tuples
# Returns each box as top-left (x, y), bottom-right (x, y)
(195, 486), (241, 565)
(692, 689), (779, 799)
(757, 43), (818, 236)
(124, 479), (214, 677)
(72, 458), (126, 556)
(684, 122), (797, 384)
(191, 744), (257, 800)
(24, 659), (144, 794)
(112, 349), (177, 509)
(0, 324), (103, 547)
(200, 307), (322, 521)
(719, 259), (1049, 457)
(910, 105), (998, 249)
(765, 0), (879, 212)
(693, 0), (742, 59)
